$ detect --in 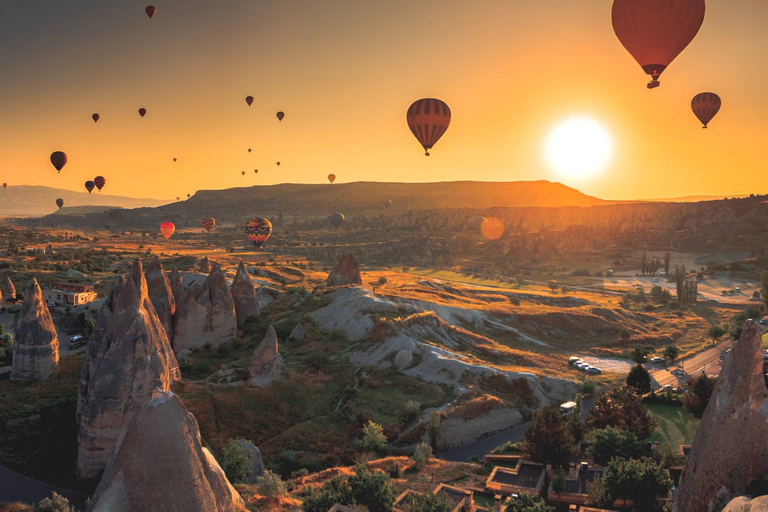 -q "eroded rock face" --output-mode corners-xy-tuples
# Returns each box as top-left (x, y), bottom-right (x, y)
(674, 323), (768, 512)
(76, 260), (180, 479)
(231, 262), (259, 327)
(145, 257), (175, 340)
(87, 390), (244, 512)
(249, 326), (286, 387)
(1, 274), (15, 303)
(327, 253), (362, 287)
(723, 495), (768, 512)
(10, 278), (58, 381)
(289, 324), (304, 342)
(199, 256), (211, 274)
(173, 265), (237, 351)
(170, 267), (184, 305)
(235, 439), (264, 484)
